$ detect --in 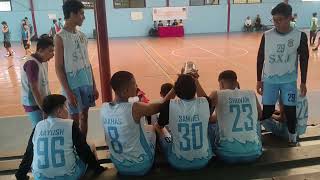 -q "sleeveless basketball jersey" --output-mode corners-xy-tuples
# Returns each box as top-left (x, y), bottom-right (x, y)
(101, 102), (154, 175)
(296, 90), (308, 135)
(310, 17), (318, 31)
(168, 97), (212, 170)
(21, 57), (50, 106)
(32, 117), (76, 178)
(216, 89), (261, 159)
(263, 28), (302, 84)
(58, 29), (93, 89)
